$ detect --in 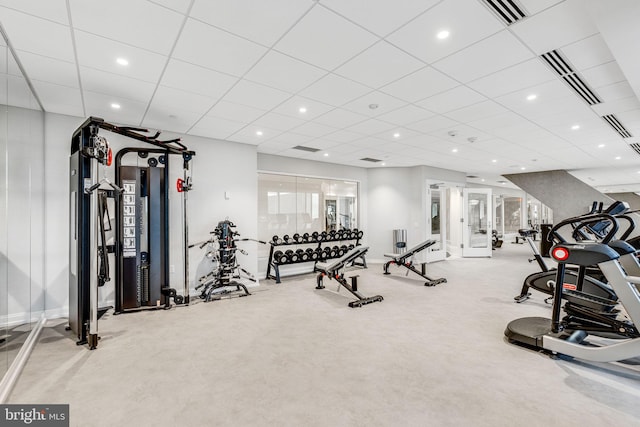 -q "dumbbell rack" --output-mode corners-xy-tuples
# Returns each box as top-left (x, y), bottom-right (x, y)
(266, 229), (365, 284)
